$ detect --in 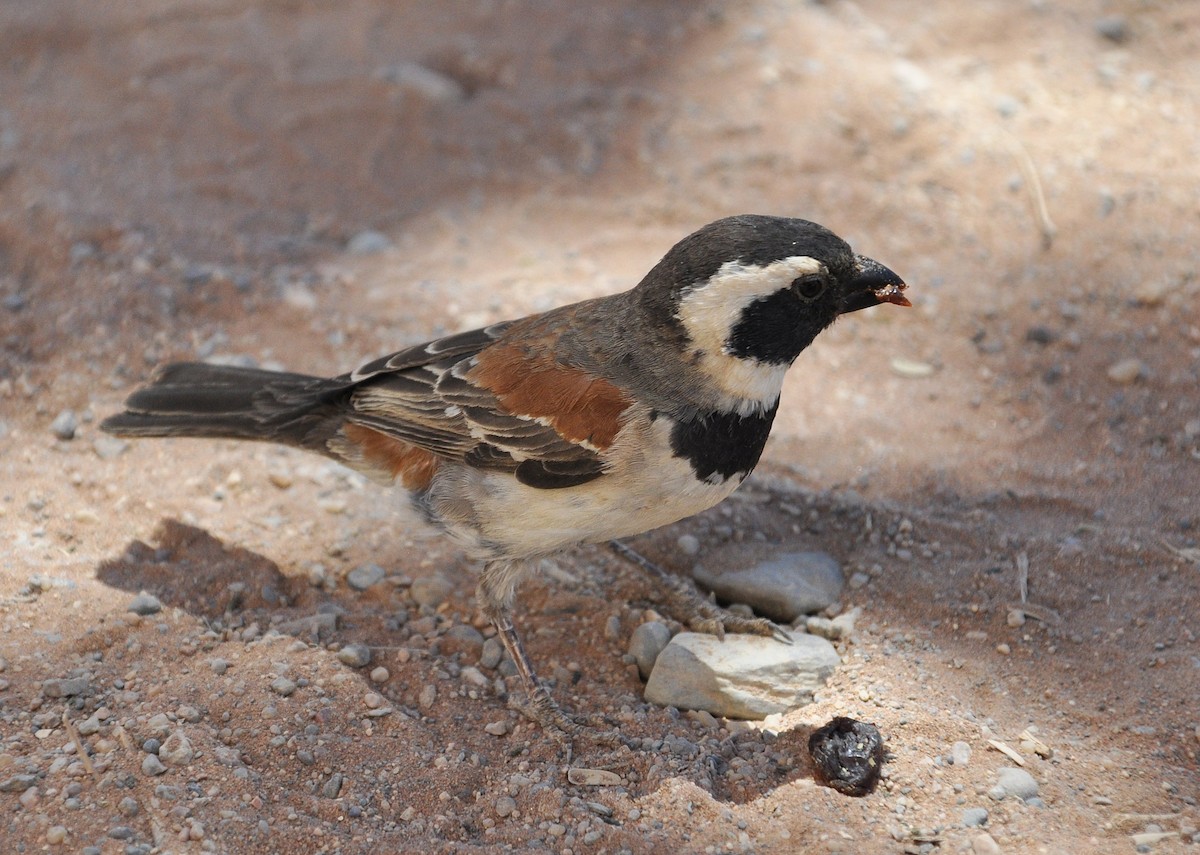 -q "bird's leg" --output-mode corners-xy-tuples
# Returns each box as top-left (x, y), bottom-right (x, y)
(478, 561), (621, 745)
(609, 540), (791, 643)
